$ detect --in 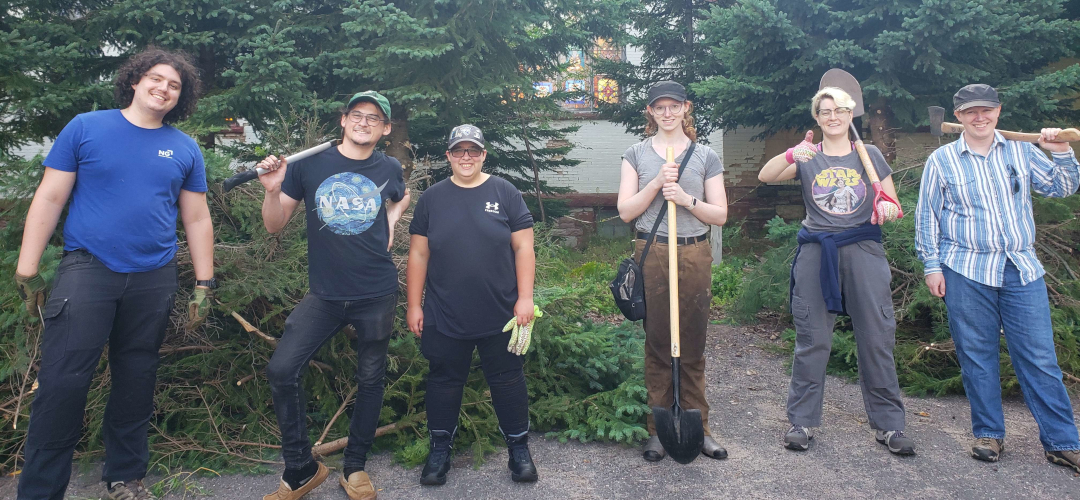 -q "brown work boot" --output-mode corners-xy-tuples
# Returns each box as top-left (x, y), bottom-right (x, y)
(970, 437), (1004, 462)
(1046, 450), (1080, 473)
(106, 479), (153, 500)
(263, 462), (329, 500)
(339, 471), (377, 500)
